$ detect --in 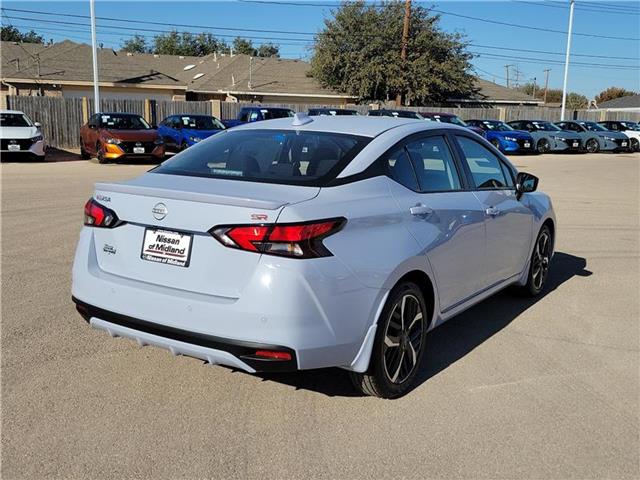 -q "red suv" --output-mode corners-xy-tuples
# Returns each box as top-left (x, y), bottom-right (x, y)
(80, 113), (165, 164)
